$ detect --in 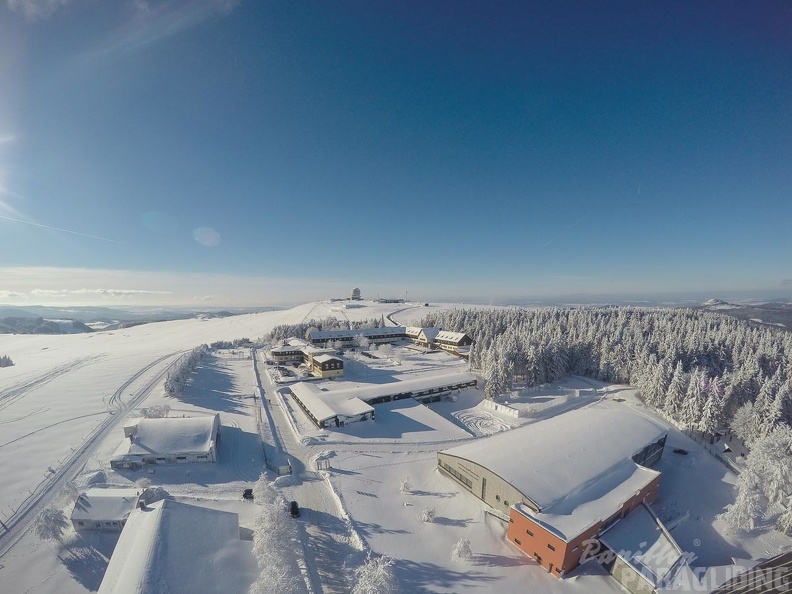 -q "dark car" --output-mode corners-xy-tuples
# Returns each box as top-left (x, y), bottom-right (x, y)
(289, 500), (300, 518)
